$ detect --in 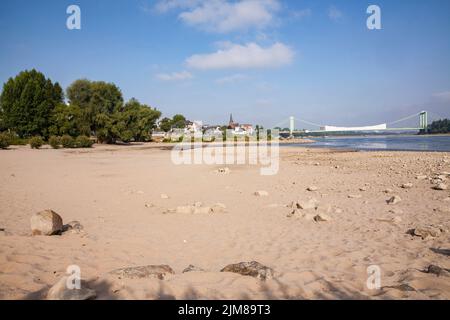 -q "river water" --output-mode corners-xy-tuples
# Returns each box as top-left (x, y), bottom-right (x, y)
(290, 135), (450, 152)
